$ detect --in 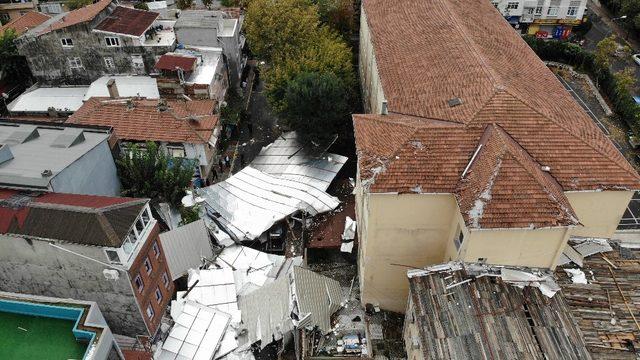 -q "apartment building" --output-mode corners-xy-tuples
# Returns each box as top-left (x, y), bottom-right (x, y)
(355, 0), (640, 312)
(0, 0), (38, 23)
(492, 0), (587, 37)
(0, 190), (174, 337)
(15, 0), (175, 85)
